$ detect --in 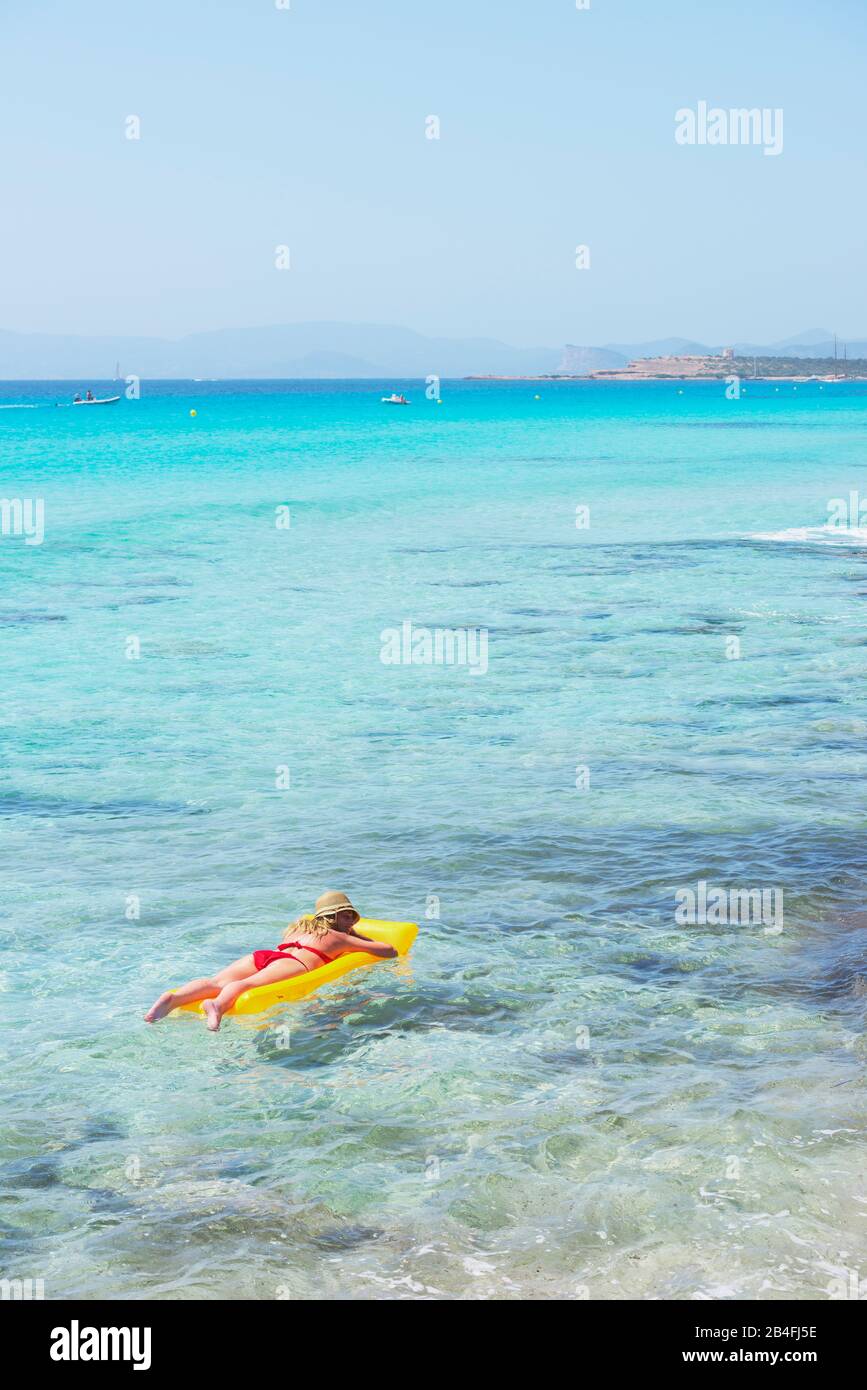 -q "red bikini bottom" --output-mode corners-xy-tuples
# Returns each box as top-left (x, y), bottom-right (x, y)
(251, 941), (335, 973)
